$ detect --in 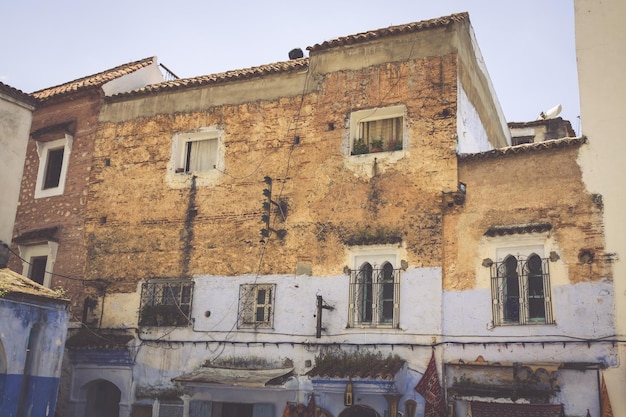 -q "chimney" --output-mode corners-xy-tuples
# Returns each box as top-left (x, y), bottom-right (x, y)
(288, 48), (304, 60)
